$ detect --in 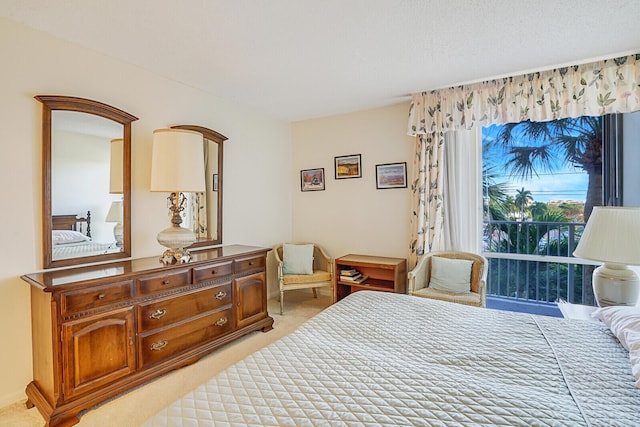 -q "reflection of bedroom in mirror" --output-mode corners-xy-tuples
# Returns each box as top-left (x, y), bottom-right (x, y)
(171, 125), (227, 248)
(37, 95), (138, 268)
